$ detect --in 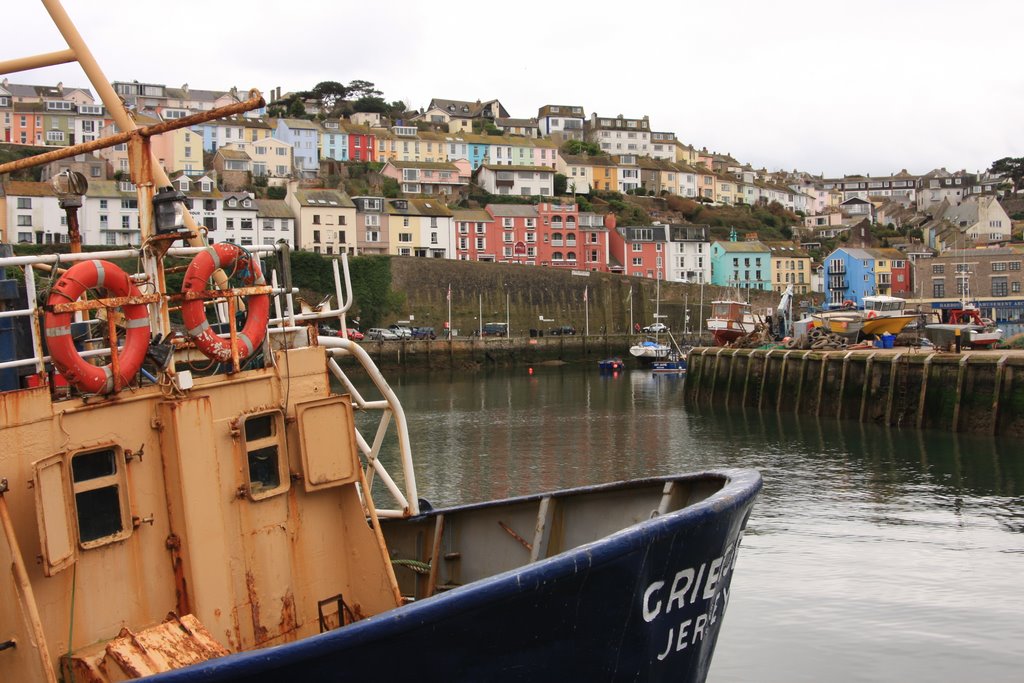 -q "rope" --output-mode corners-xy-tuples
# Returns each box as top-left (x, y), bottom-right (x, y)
(391, 558), (431, 575)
